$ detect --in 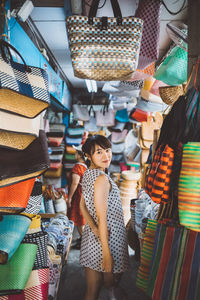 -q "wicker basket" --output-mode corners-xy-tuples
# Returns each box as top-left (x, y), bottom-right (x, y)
(159, 85), (184, 105)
